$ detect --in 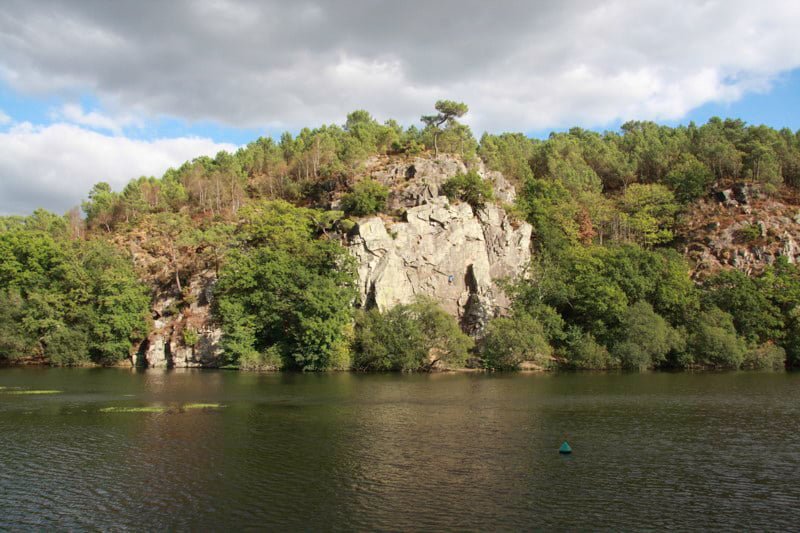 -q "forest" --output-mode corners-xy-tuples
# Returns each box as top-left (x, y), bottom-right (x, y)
(2, 101), (800, 371)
